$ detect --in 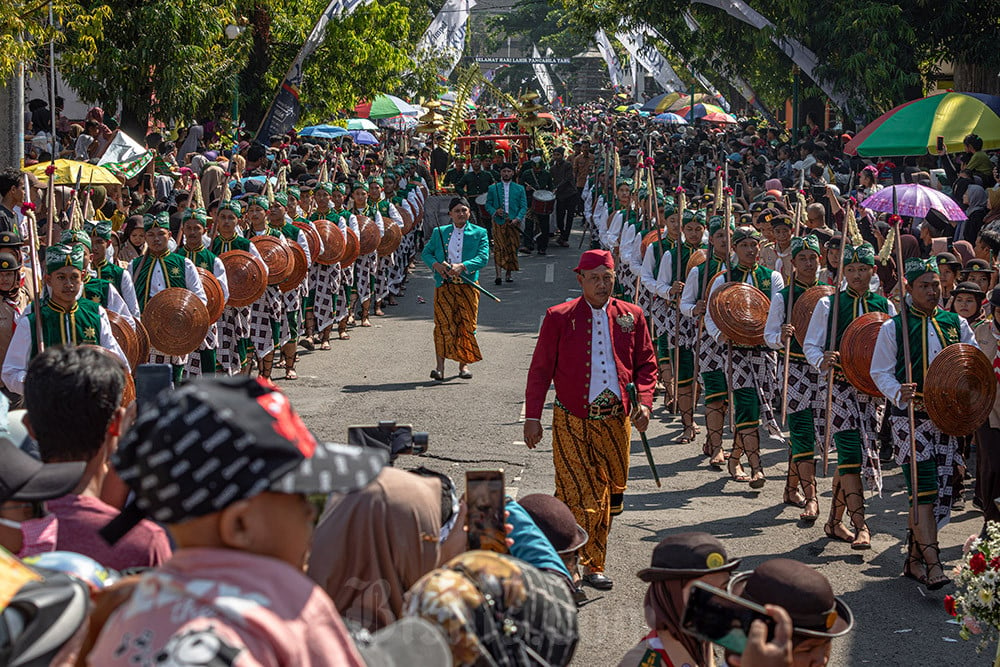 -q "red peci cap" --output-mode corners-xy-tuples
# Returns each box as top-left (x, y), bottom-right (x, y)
(573, 249), (615, 273)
